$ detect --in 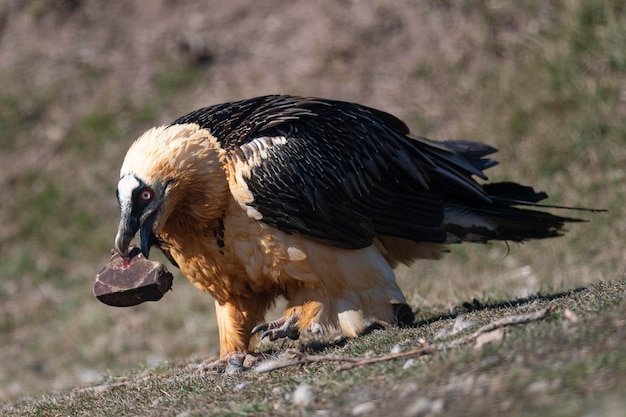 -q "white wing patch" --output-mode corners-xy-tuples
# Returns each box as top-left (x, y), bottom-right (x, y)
(227, 136), (289, 221)
(239, 136), (288, 168)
